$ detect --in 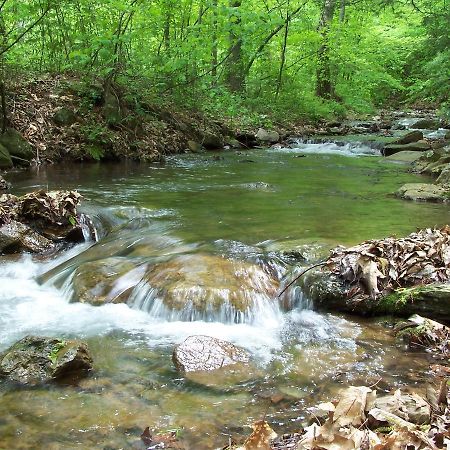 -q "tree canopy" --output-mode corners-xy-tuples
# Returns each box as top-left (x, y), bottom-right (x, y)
(0, 0), (448, 122)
